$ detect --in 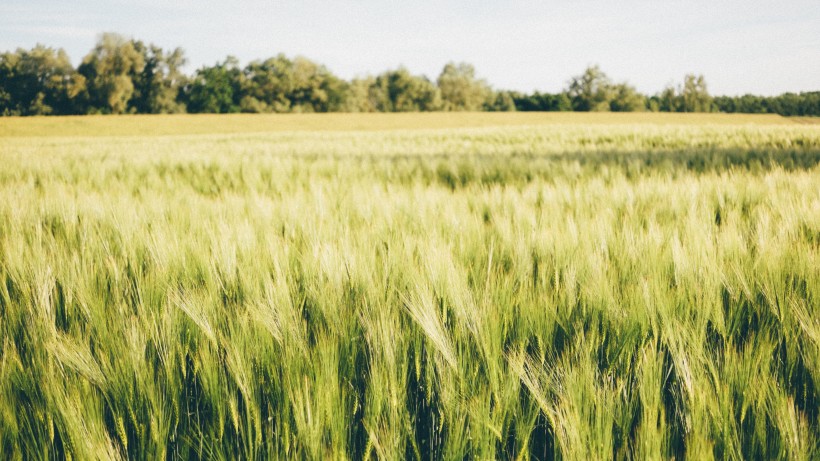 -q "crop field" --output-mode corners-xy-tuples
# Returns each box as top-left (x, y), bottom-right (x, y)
(1, 113), (819, 460)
